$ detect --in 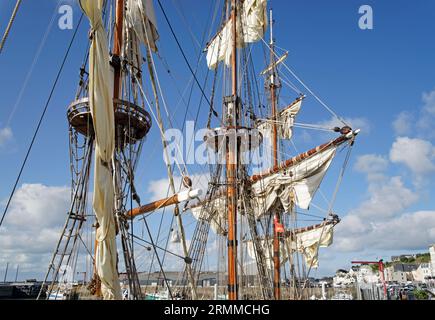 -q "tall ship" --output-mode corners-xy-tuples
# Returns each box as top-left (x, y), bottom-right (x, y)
(2, 0), (360, 300)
